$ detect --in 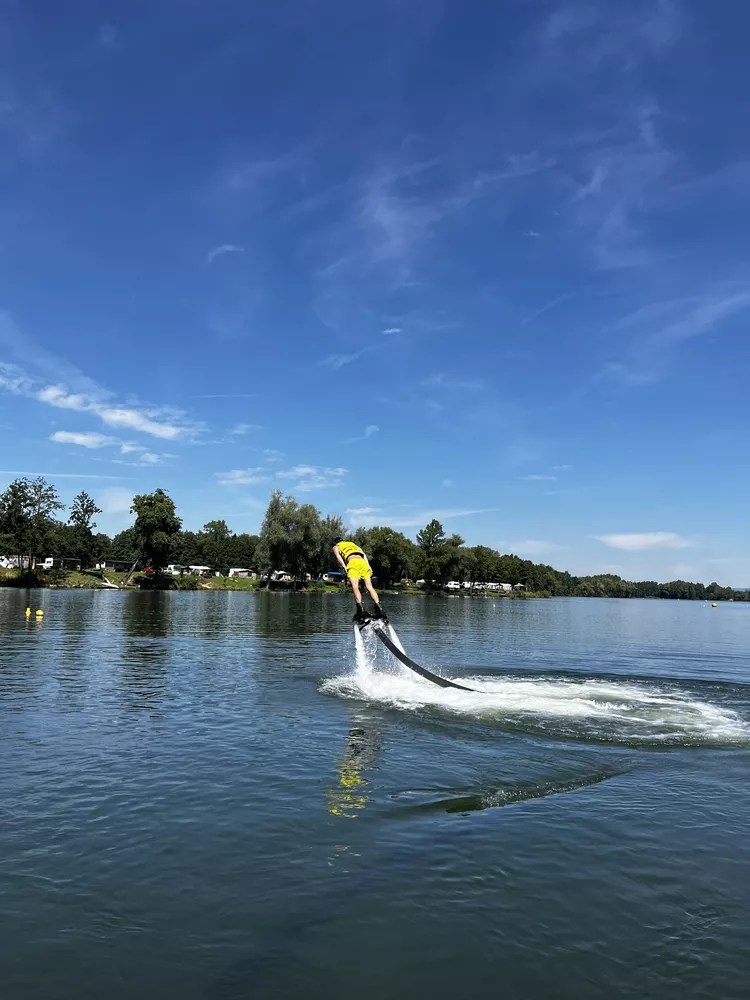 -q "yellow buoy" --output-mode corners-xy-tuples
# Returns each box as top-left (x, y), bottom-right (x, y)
(712, 603), (718, 608)
(35, 609), (44, 617)
(25, 607), (31, 616)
